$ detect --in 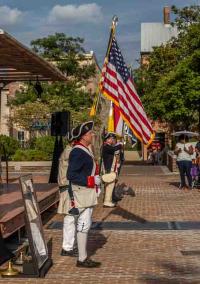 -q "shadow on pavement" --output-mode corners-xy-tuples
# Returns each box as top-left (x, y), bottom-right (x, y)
(124, 161), (151, 166)
(140, 260), (200, 283)
(111, 205), (147, 223)
(169, 181), (180, 189)
(88, 231), (108, 258)
(140, 276), (197, 284)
